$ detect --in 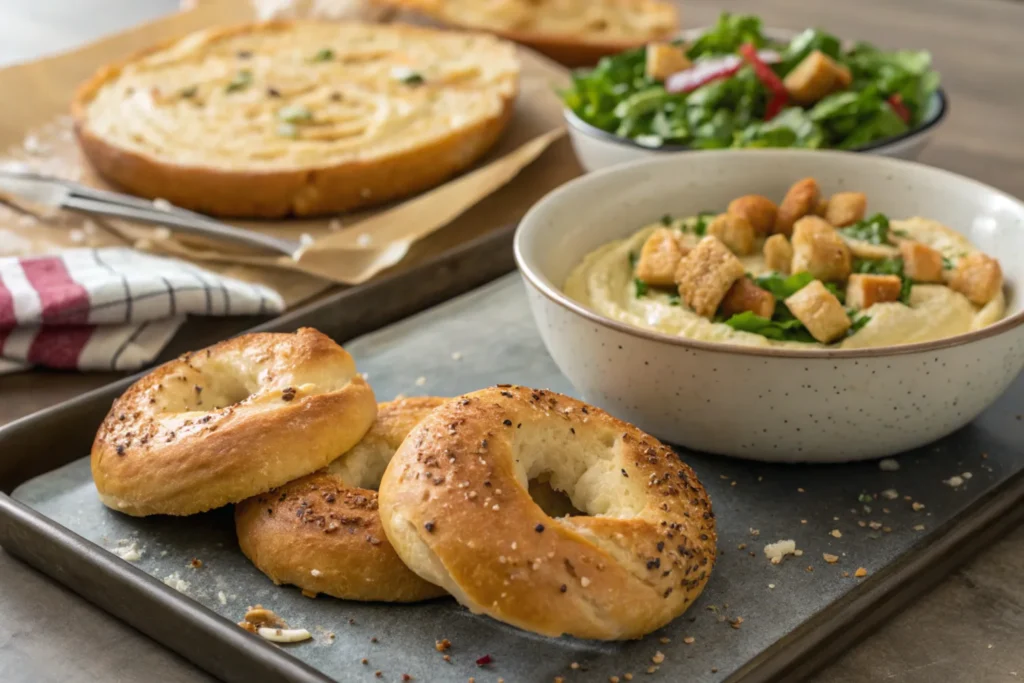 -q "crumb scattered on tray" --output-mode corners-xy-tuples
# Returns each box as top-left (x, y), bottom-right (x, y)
(162, 573), (190, 593)
(189, 558), (203, 569)
(914, 524), (926, 531)
(651, 651), (665, 664)
(217, 591), (227, 605)
(944, 475), (964, 487)
(830, 529), (842, 539)
(764, 540), (797, 565)
(658, 637), (670, 644)
(436, 639), (452, 652)
(912, 502), (926, 511)
(962, 471), (973, 480)
(854, 567), (868, 578)
(683, 636), (695, 645)
(878, 458), (900, 471)
(823, 553), (839, 564)
(451, 351), (463, 361)
(415, 376), (427, 387)
(880, 489), (899, 500)
(112, 540), (143, 562)
(749, 528), (760, 537)
(768, 583), (775, 589)
(729, 617), (744, 629)
(258, 627), (312, 643)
